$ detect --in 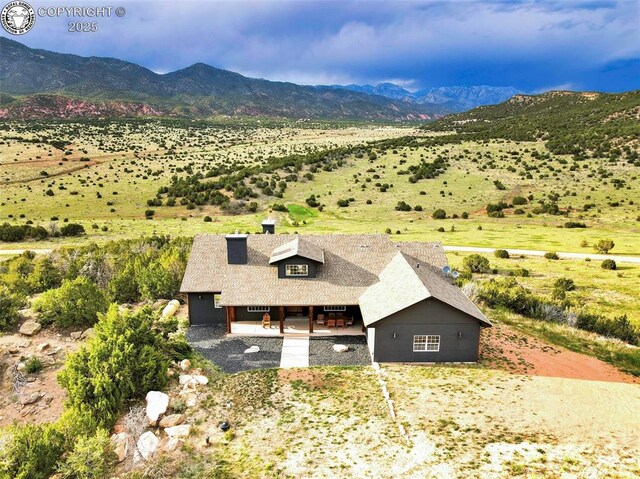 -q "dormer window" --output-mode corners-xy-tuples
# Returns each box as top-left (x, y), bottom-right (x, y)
(285, 264), (309, 277)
